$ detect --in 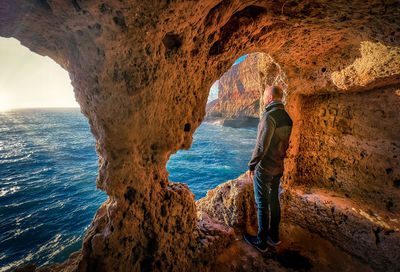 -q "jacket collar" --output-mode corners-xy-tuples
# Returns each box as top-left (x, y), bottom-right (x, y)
(265, 100), (284, 112)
